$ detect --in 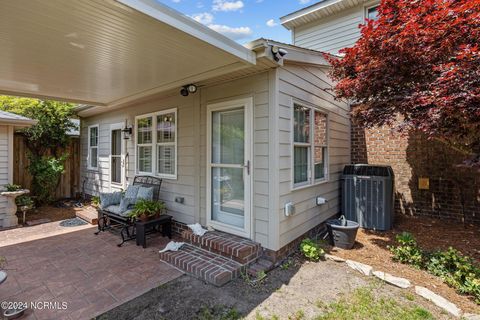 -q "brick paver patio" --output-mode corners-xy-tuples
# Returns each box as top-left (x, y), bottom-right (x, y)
(0, 221), (183, 320)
